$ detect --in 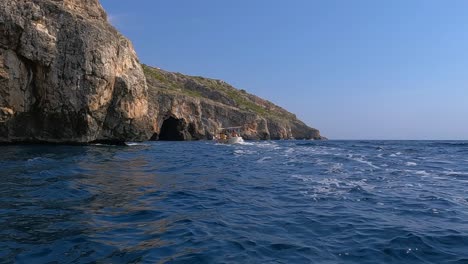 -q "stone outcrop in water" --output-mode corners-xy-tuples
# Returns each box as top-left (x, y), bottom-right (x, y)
(144, 65), (323, 140)
(0, 0), (151, 143)
(0, 0), (323, 143)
